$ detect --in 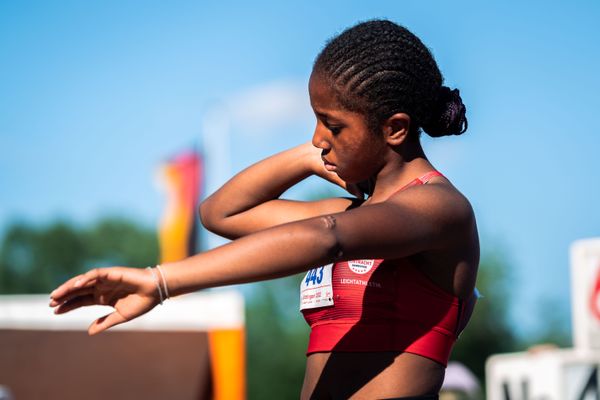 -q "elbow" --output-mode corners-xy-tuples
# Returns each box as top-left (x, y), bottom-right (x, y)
(198, 200), (239, 240)
(314, 215), (344, 262)
(198, 200), (221, 233)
